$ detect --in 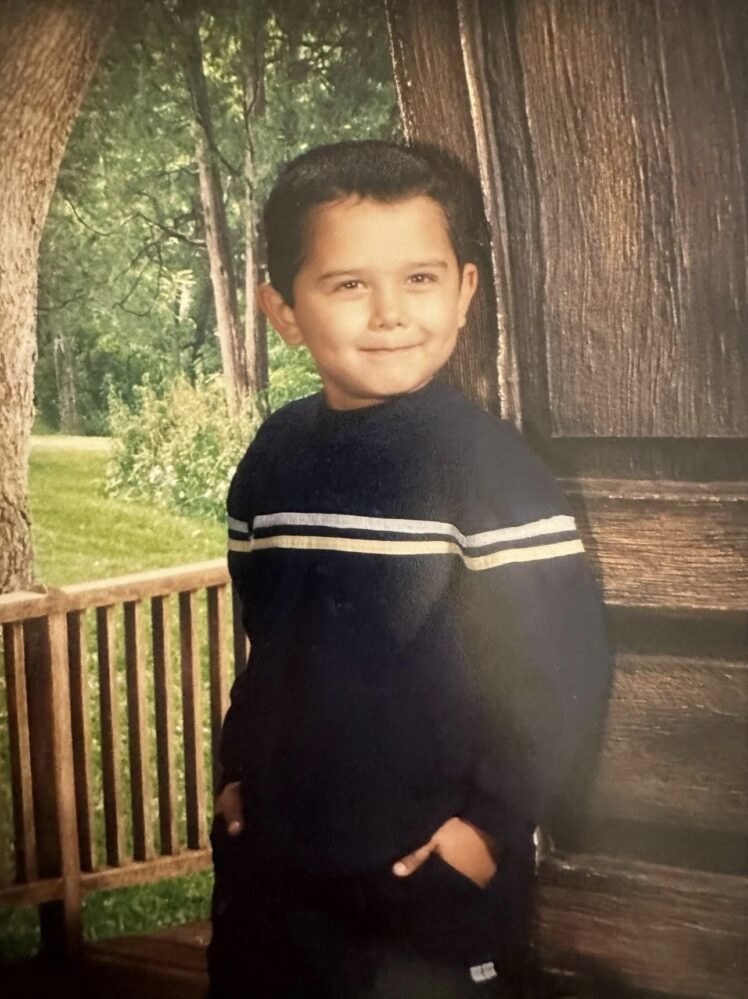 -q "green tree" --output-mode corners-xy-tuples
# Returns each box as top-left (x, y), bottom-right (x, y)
(0, 0), (116, 591)
(36, 0), (400, 434)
